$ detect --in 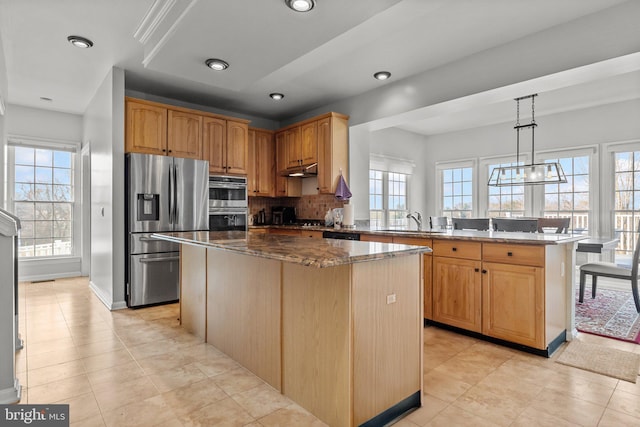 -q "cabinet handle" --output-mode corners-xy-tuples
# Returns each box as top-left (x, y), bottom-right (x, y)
(482, 269), (487, 274)
(474, 268), (480, 272)
(507, 251), (513, 256)
(452, 247), (457, 252)
(162, 149), (166, 152)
